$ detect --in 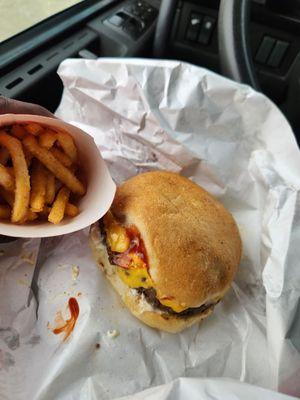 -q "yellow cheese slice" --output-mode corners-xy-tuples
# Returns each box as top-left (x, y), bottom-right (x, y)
(117, 266), (153, 289)
(158, 297), (188, 313)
